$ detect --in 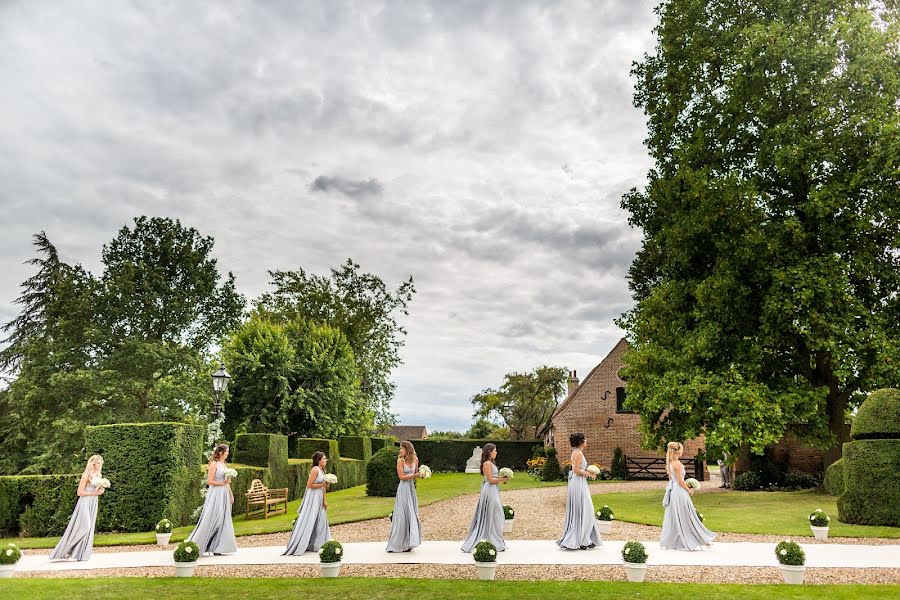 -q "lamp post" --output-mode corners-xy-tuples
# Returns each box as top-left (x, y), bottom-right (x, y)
(211, 362), (231, 419)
